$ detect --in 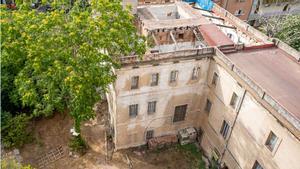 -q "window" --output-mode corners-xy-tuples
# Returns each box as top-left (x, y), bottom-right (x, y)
(178, 33), (184, 40)
(205, 99), (212, 113)
(173, 105), (187, 122)
(191, 67), (200, 80)
(252, 161), (263, 169)
(235, 9), (244, 16)
(220, 120), (230, 139)
(131, 76), (139, 89)
(212, 72), (219, 85)
(265, 131), (278, 151)
(151, 73), (159, 86)
(227, 33), (233, 39)
(230, 92), (239, 108)
(129, 104), (138, 117)
(147, 101), (157, 114)
(146, 130), (154, 140)
(170, 70), (178, 83)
